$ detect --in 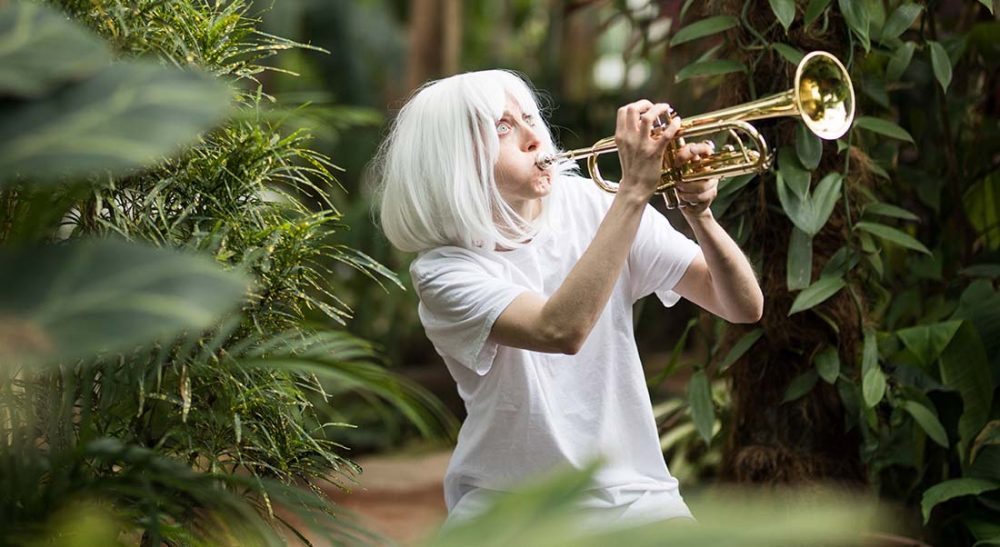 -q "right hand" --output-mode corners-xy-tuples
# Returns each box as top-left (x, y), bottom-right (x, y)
(614, 100), (681, 201)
